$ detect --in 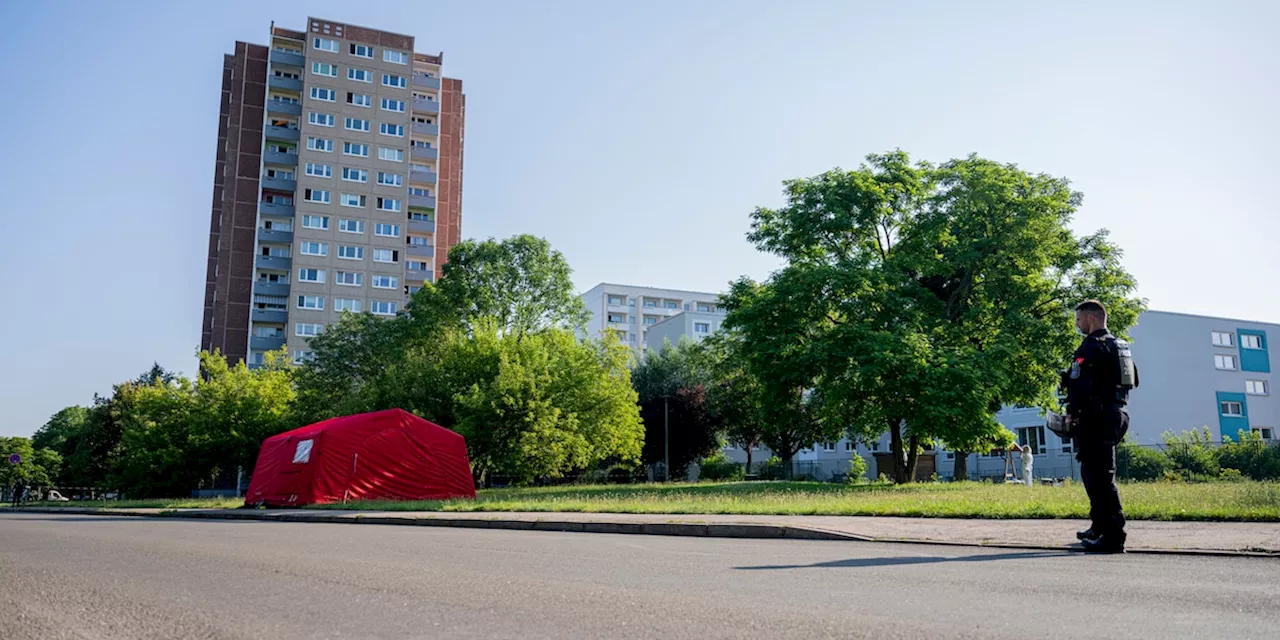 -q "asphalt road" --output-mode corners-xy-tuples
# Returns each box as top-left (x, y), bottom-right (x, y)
(1, 513), (1276, 640)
